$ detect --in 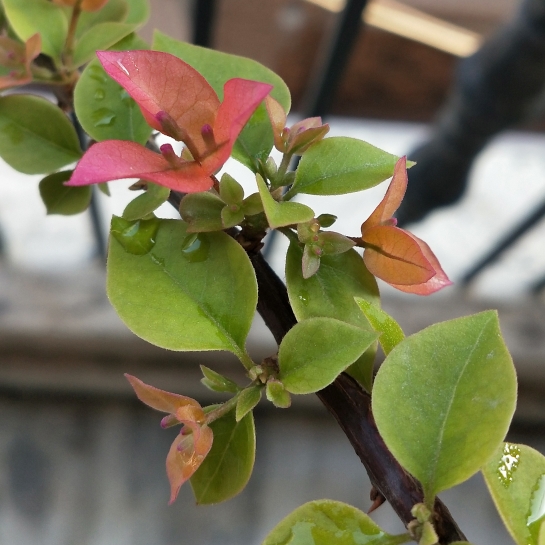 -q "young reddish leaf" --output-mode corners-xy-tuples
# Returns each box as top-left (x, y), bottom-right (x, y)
(362, 225), (435, 285)
(0, 33), (40, 89)
(52, 0), (109, 12)
(166, 425), (213, 504)
(265, 95), (286, 151)
(362, 155), (407, 230)
(388, 235), (451, 295)
(67, 140), (215, 192)
(67, 51), (272, 192)
(360, 156), (452, 295)
(125, 374), (204, 417)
